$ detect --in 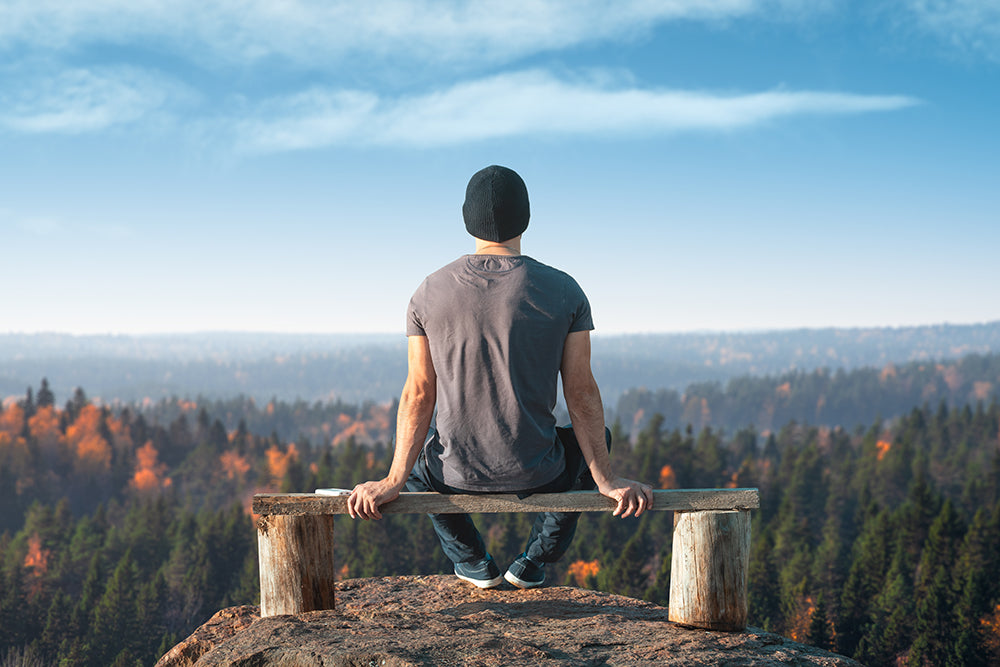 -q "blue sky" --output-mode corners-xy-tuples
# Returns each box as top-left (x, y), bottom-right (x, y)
(1, 1), (998, 336)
